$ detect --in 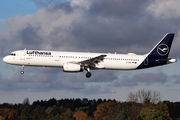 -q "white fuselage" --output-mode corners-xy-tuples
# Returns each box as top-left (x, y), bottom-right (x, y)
(3, 50), (146, 70)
